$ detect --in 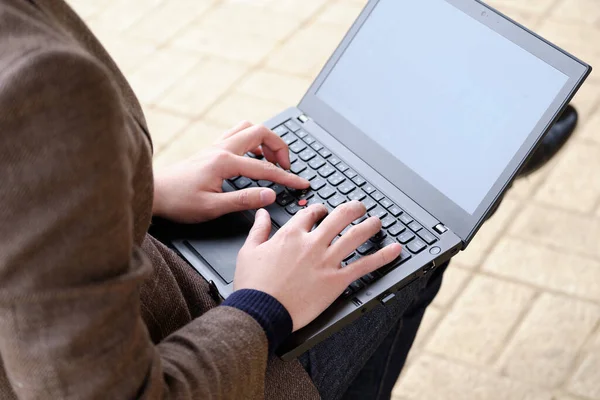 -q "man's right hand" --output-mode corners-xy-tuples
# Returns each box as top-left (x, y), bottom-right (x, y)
(234, 201), (402, 332)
